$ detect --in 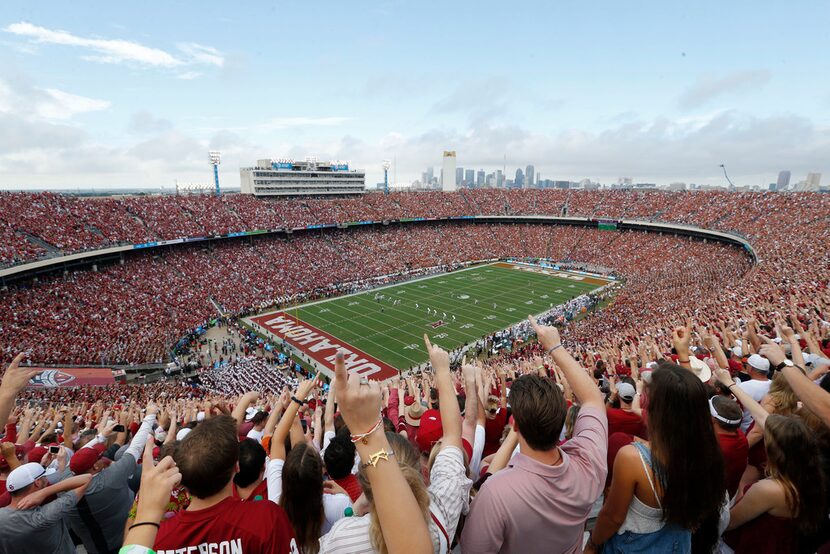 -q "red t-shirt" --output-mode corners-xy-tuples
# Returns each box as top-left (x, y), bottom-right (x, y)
(333, 473), (362, 503)
(154, 496), (297, 554)
(716, 429), (749, 498)
(232, 479), (269, 502)
(483, 409), (509, 457)
(606, 408), (647, 439)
